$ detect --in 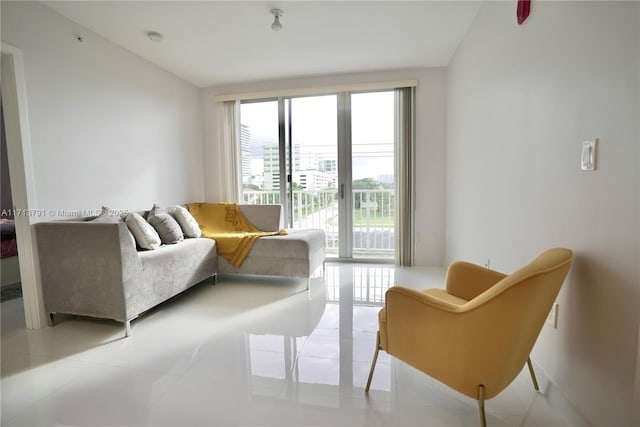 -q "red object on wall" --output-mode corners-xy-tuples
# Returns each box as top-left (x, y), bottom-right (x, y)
(517, 0), (531, 25)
